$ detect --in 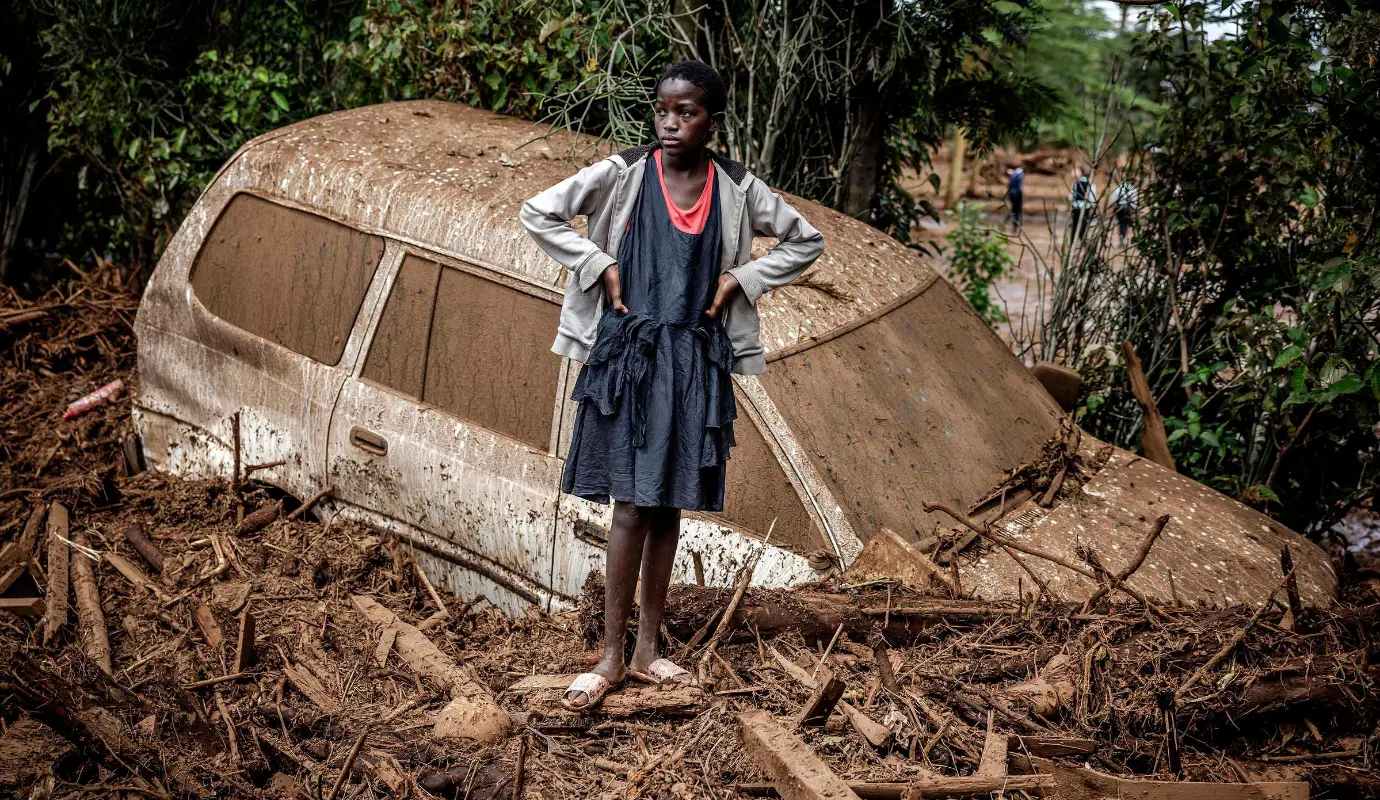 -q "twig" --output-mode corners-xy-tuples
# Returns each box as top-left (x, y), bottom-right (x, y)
(813, 624), (845, 681)
(414, 562), (450, 618)
(697, 518), (774, 682)
(288, 486), (333, 521)
(1081, 514), (1169, 613)
(324, 729), (368, 800)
